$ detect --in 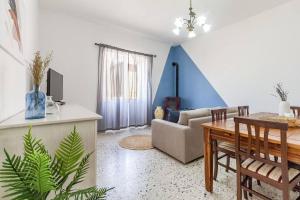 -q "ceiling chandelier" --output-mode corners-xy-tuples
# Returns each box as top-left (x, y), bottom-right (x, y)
(173, 0), (211, 38)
